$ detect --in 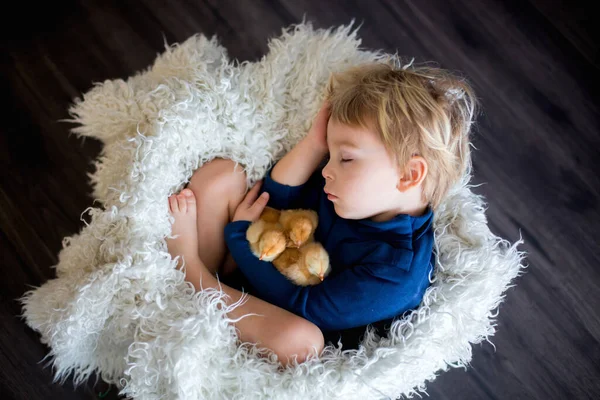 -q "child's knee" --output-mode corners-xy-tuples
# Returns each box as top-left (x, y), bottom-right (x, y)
(303, 322), (325, 356)
(215, 159), (247, 197)
(188, 159), (247, 200)
(278, 319), (324, 364)
(216, 163), (248, 219)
